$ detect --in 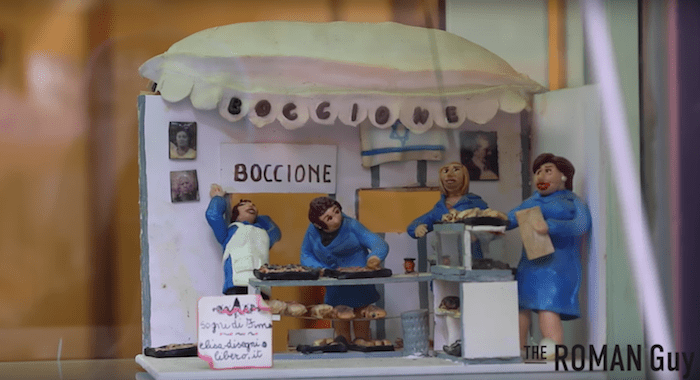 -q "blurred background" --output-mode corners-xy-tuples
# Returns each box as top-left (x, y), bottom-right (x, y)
(0, 0), (441, 361)
(1, 0), (699, 372)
